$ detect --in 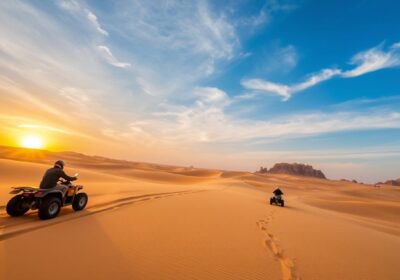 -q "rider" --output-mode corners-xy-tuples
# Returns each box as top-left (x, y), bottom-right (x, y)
(39, 160), (77, 195)
(272, 187), (284, 200)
